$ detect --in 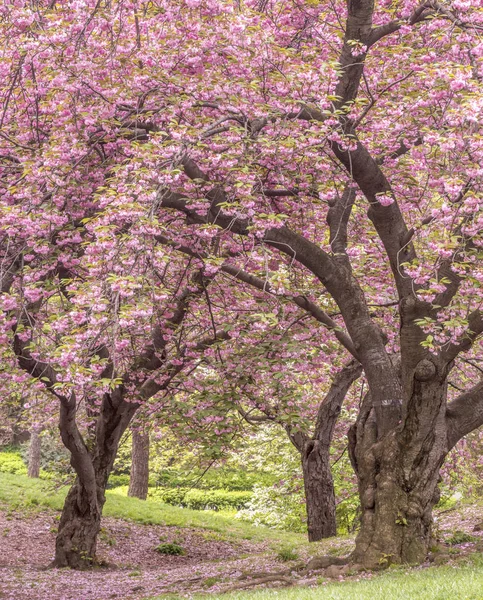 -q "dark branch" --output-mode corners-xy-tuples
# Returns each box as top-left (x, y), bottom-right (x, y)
(446, 379), (483, 450)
